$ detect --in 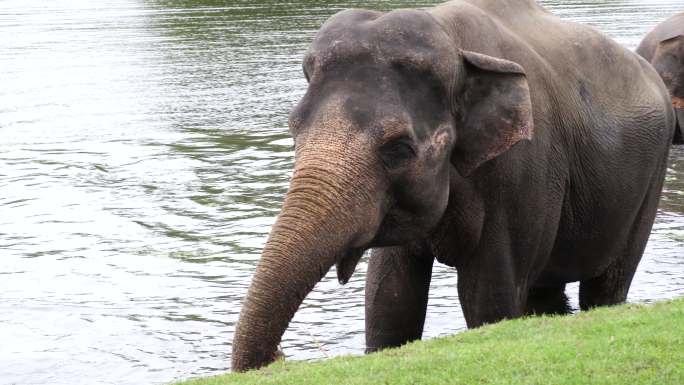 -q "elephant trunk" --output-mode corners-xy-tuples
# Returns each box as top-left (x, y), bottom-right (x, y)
(674, 108), (684, 145)
(231, 143), (383, 372)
